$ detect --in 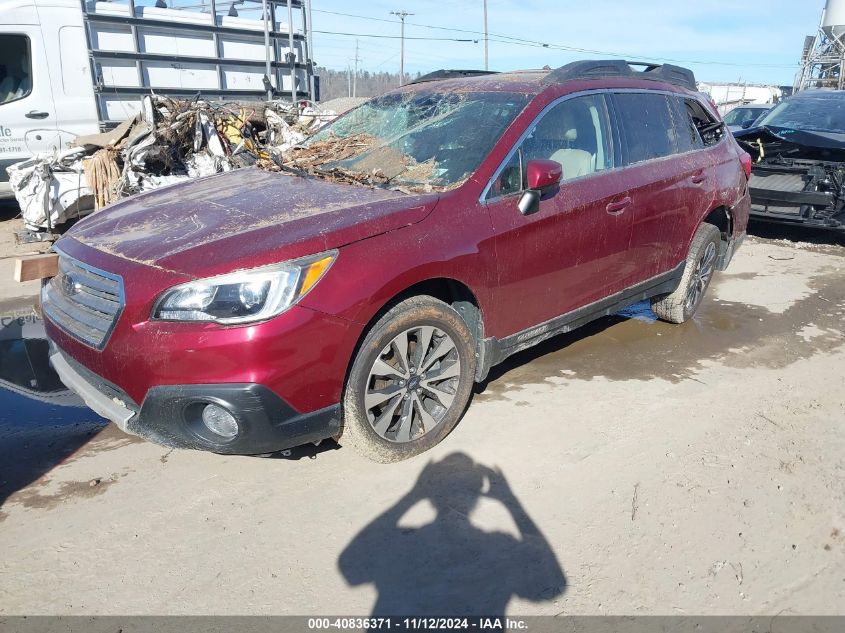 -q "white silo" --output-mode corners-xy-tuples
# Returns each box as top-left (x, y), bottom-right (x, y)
(795, 0), (845, 91)
(822, 0), (845, 40)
